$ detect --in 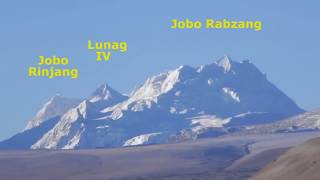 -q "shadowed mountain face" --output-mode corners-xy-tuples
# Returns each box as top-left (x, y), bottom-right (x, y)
(251, 137), (320, 180)
(0, 56), (304, 150)
(0, 117), (60, 149)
